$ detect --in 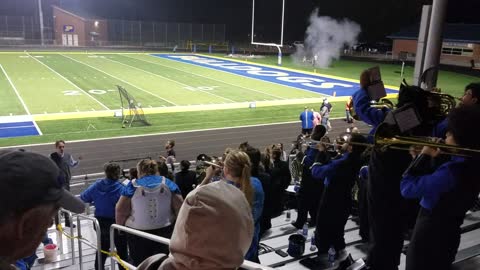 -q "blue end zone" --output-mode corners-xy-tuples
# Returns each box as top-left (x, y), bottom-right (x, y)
(152, 54), (398, 97)
(0, 120), (41, 139)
